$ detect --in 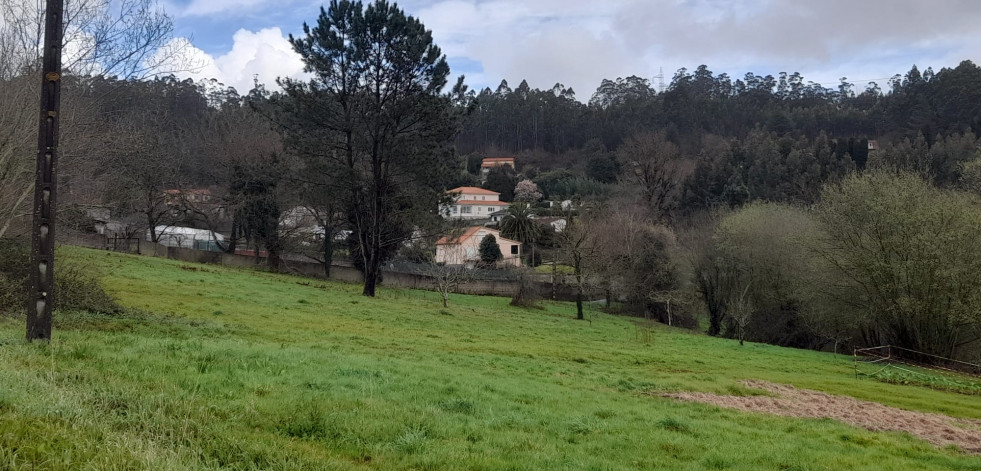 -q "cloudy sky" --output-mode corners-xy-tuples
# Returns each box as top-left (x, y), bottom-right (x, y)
(159, 0), (981, 100)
